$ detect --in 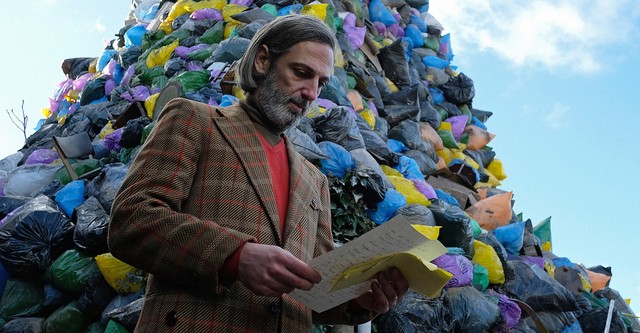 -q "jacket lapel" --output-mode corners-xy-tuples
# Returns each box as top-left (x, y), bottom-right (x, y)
(211, 105), (283, 243)
(282, 136), (320, 245)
